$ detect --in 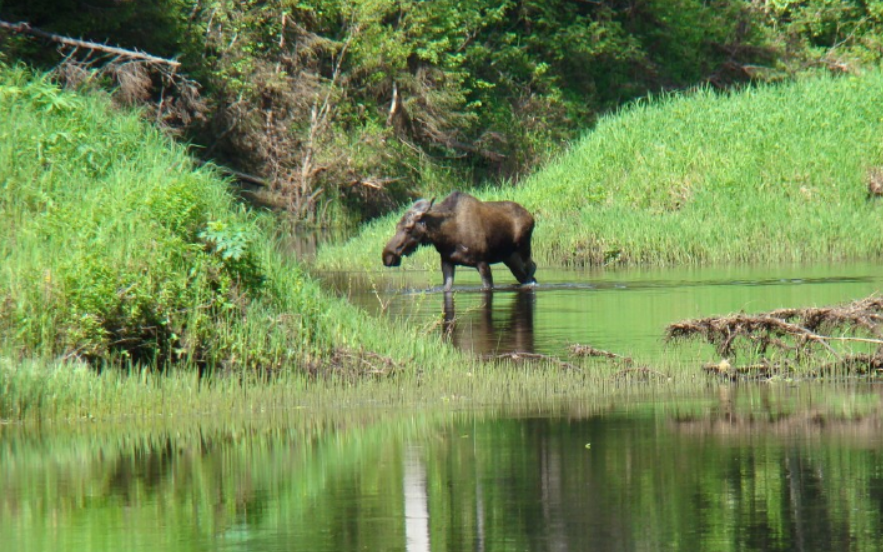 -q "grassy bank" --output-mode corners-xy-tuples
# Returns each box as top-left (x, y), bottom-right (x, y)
(317, 70), (883, 273)
(5, 63), (883, 423)
(0, 63), (468, 420)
